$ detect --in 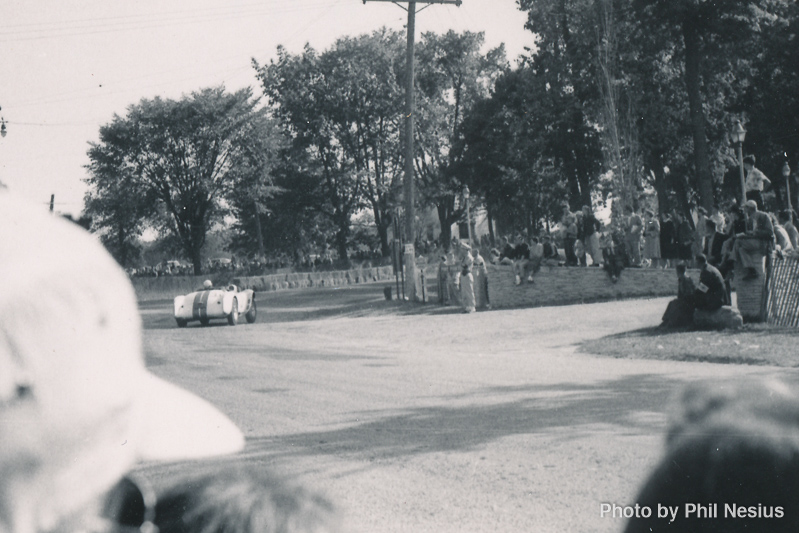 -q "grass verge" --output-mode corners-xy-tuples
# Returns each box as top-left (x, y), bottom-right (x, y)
(580, 323), (799, 367)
